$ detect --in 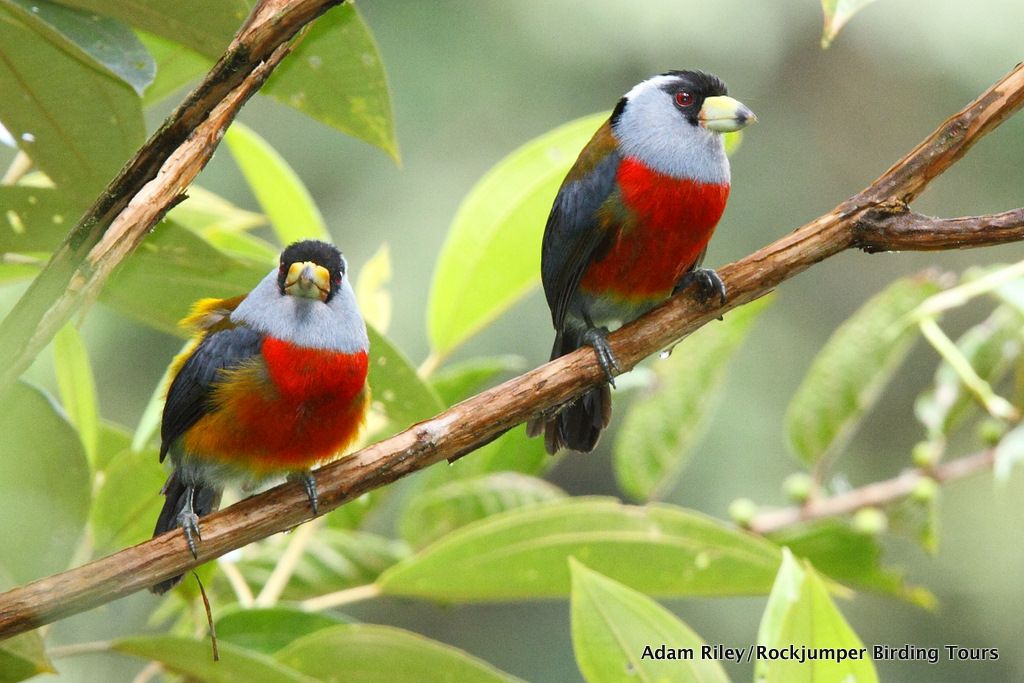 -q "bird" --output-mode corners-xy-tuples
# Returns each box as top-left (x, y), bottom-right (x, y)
(526, 70), (755, 455)
(150, 239), (370, 594)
